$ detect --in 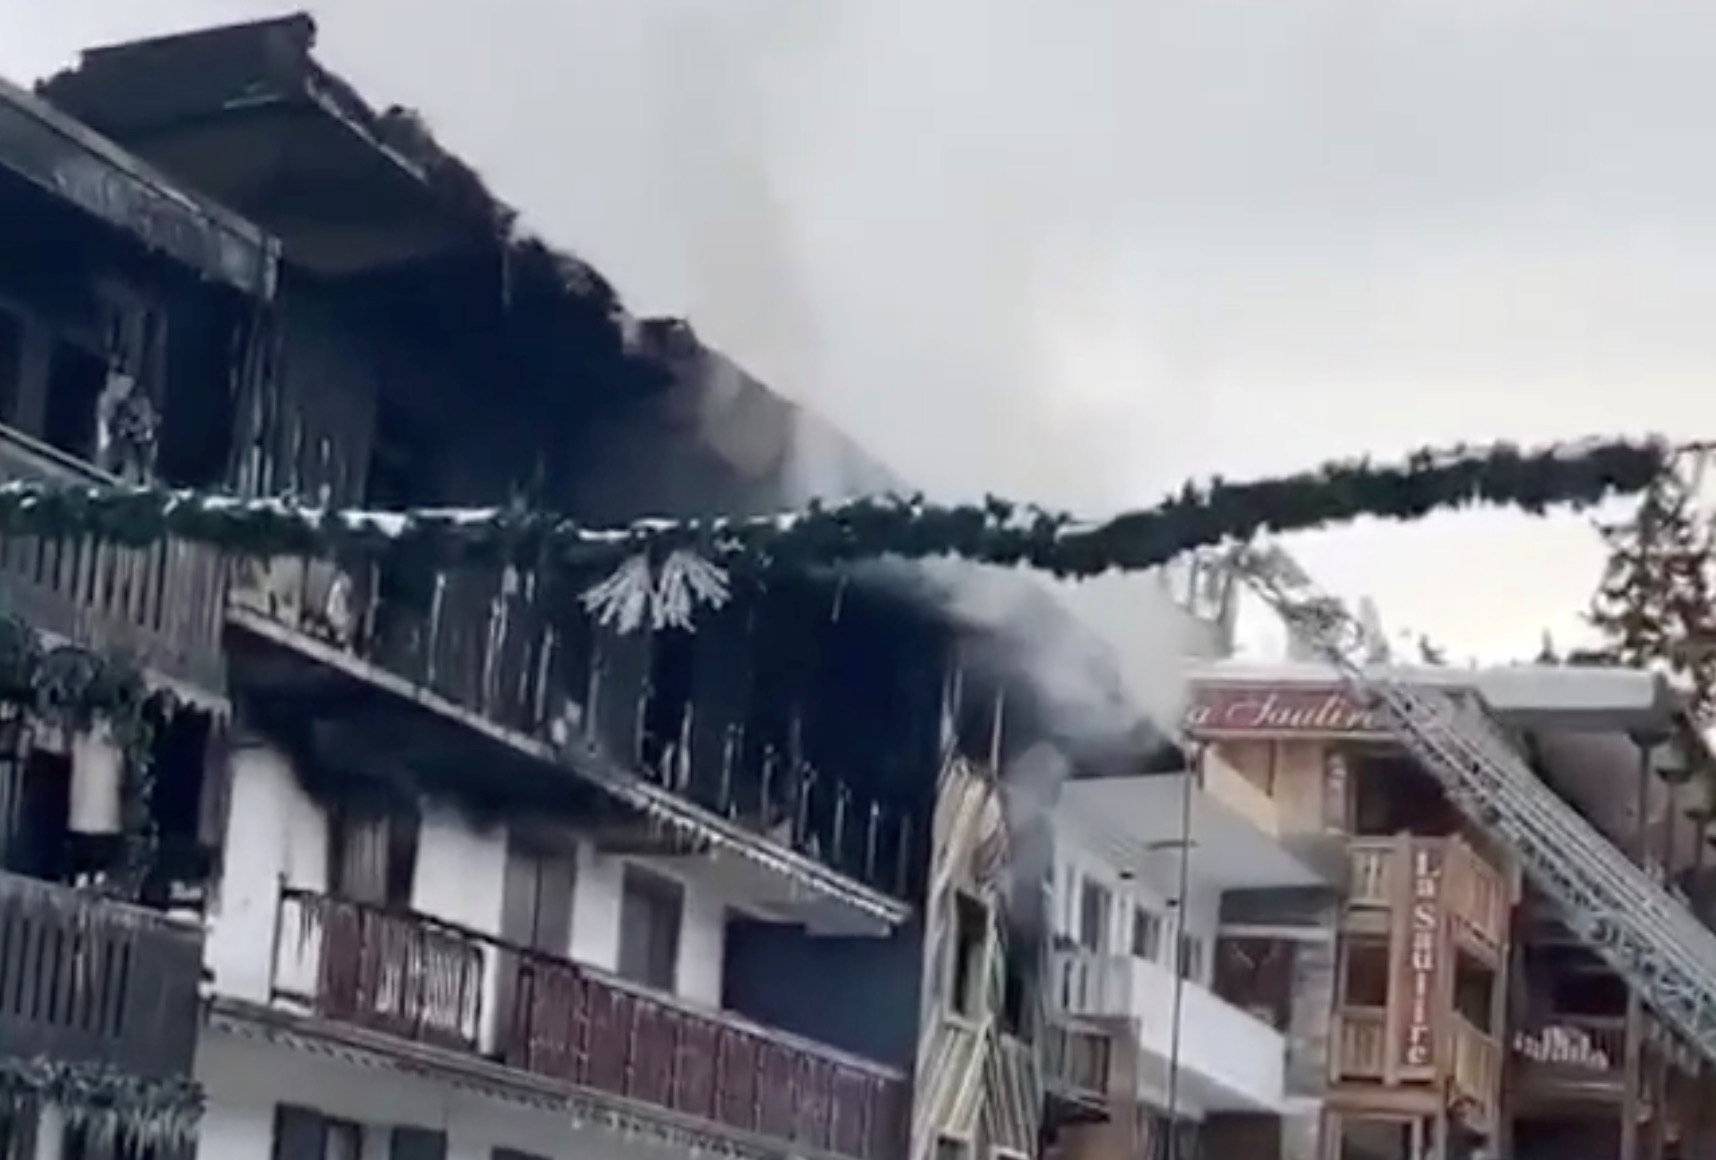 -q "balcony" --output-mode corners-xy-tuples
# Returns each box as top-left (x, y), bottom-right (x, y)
(1054, 949), (1286, 1115)
(0, 869), (202, 1081)
(1511, 1013), (1627, 1107)
(1041, 1017), (1112, 1123)
(1332, 1008), (1501, 1132)
(227, 555), (918, 921)
(270, 886), (907, 1160)
(1347, 835), (1509, 953)
(0, 423), (228, 693)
